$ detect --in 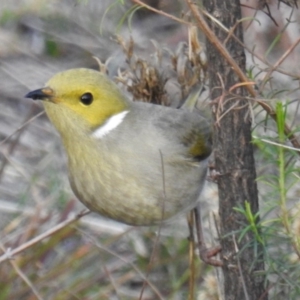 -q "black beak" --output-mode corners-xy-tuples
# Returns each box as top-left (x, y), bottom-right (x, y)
(25, 88), (53, 100)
